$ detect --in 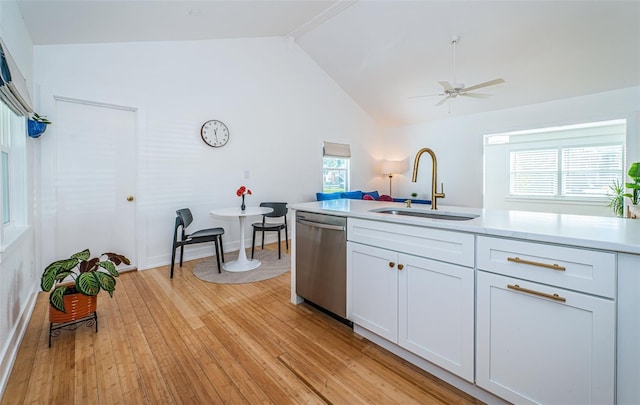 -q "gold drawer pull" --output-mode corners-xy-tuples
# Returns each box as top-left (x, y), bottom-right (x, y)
(507, 256), (566, 271)
(389, 262), (395, 268)
(507, 284), (566, 302)
(397, 264), (404, 270)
